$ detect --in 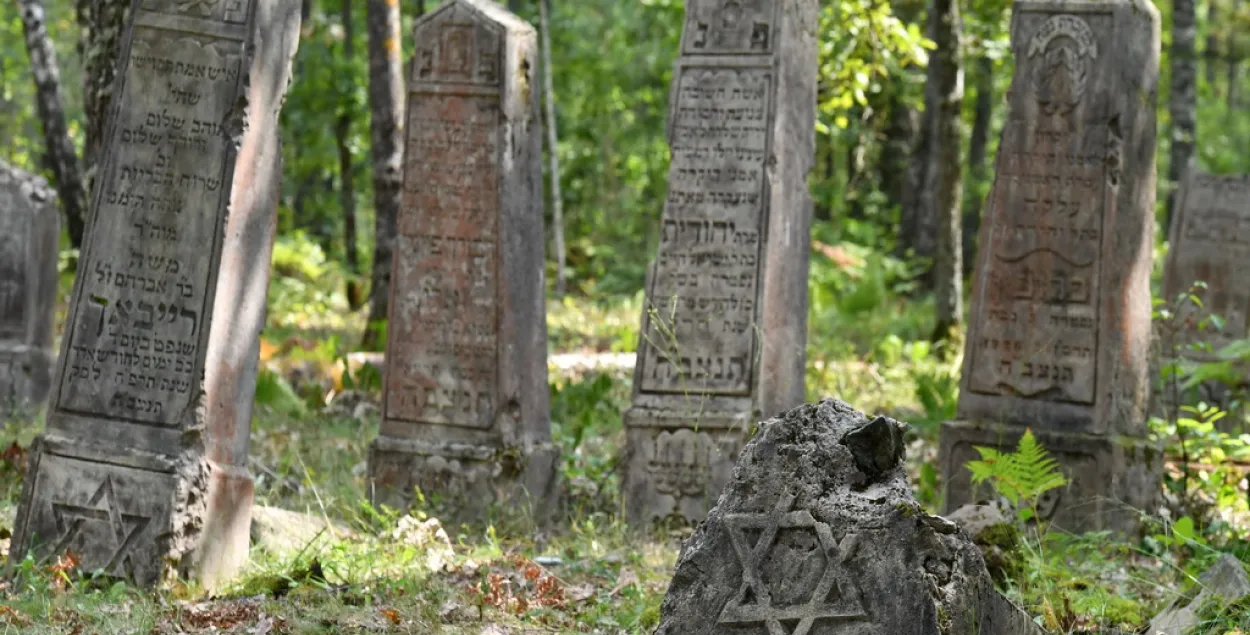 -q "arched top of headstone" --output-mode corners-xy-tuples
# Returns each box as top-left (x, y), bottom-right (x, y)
(0, 161), (55, 207)
(410, 0), (534, 86)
